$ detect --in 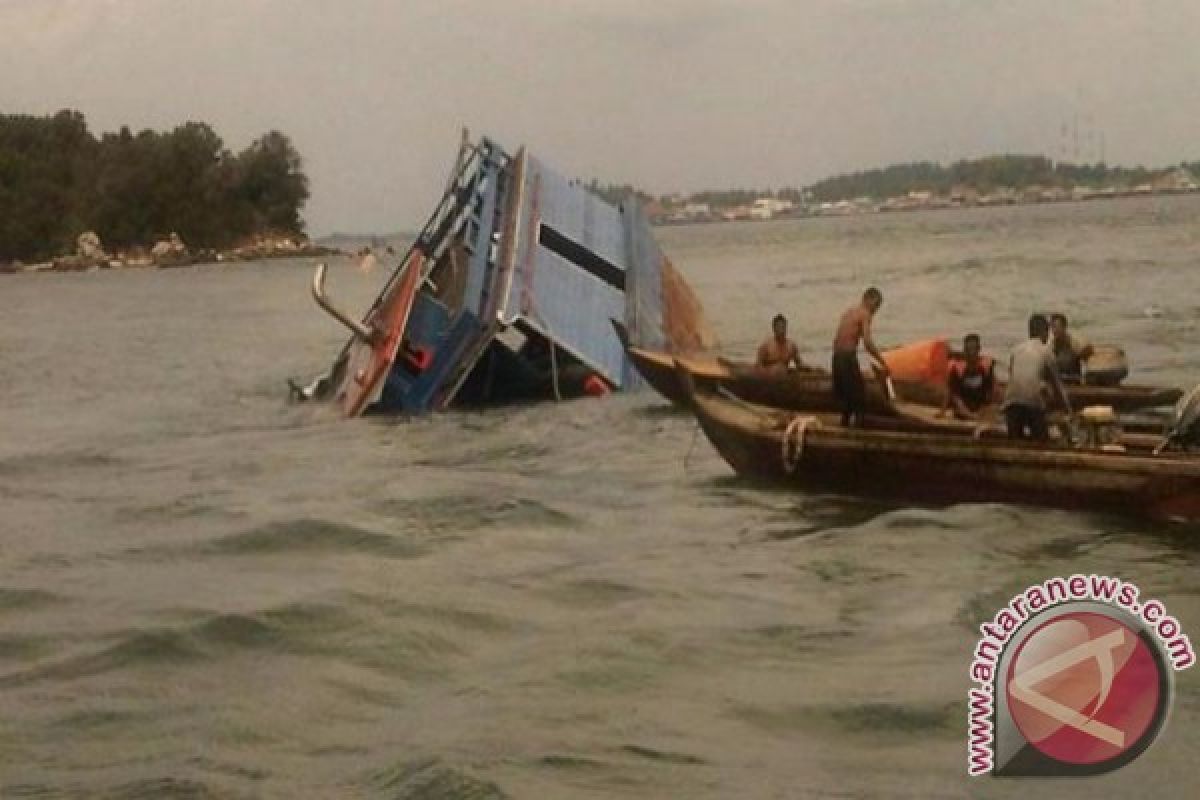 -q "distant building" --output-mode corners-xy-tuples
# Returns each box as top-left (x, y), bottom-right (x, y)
(643, 199), (668, 223)
(1154, 167), (1198, 192)
(749, 197), (793, 219)
(949, 185), (980, 205)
